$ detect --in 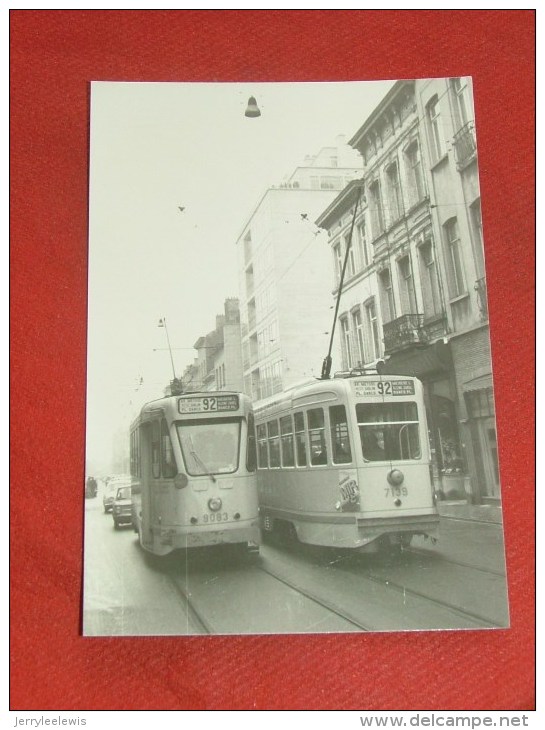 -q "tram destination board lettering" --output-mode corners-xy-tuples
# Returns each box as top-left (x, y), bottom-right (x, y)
(178, 394), (239, 414)
(352, 380), (415, 397)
